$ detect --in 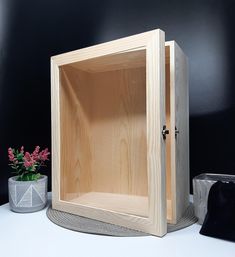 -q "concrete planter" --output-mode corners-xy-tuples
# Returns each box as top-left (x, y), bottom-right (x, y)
(8, 175), (48, 213)
(193, 173), (235, 224)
